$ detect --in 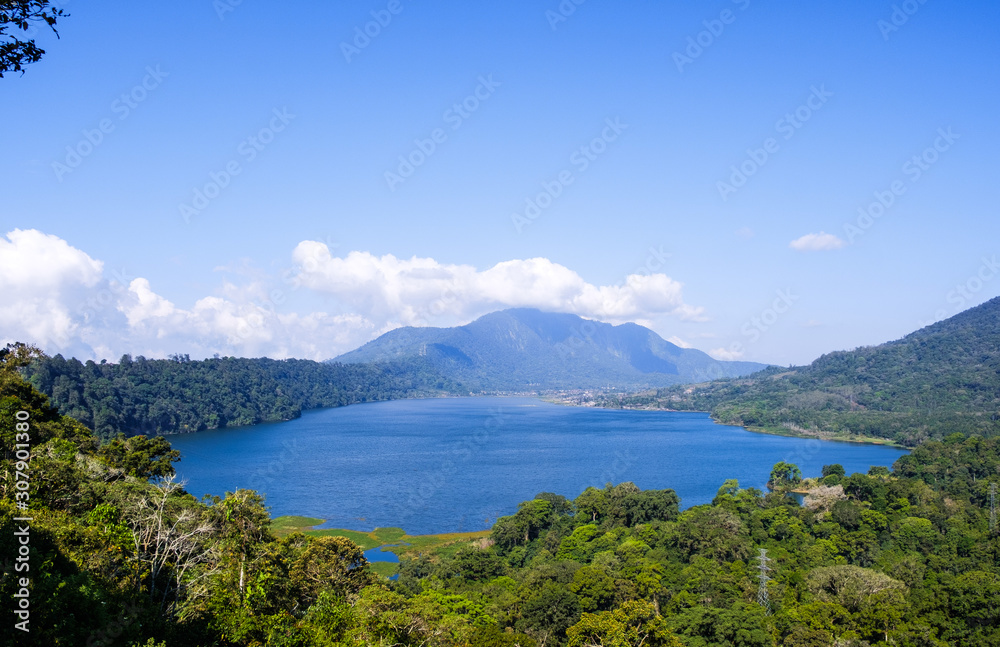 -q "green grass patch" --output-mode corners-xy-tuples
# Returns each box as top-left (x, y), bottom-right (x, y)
(373, 527), (407, 543)
(271, 516), (325, 537)
(369, 561), (399, 579)
(388, 530), (492, 561)
(303, 528), (382, 550)
(281, 519), (493, 561)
